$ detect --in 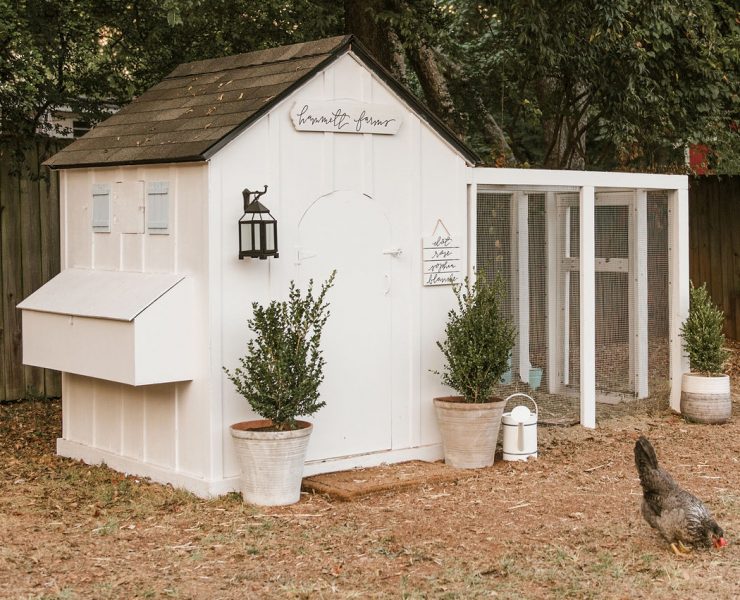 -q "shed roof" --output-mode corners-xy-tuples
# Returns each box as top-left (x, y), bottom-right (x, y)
(17, 268), (186, 321)
(46, 35), (479, 169)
